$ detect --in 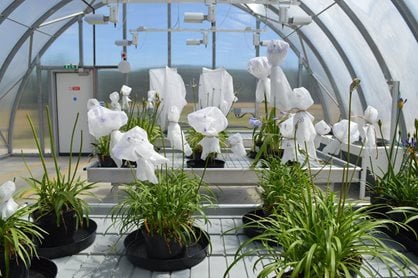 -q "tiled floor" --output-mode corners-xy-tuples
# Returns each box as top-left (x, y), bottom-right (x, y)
(52, 215), (418, 278)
